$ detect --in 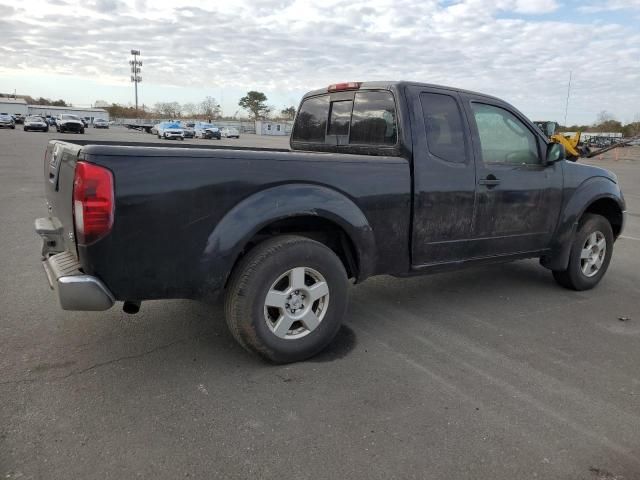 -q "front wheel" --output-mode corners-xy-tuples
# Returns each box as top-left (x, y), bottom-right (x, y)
(225, 235), (349, 363)
(552, 213), (614, 290)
